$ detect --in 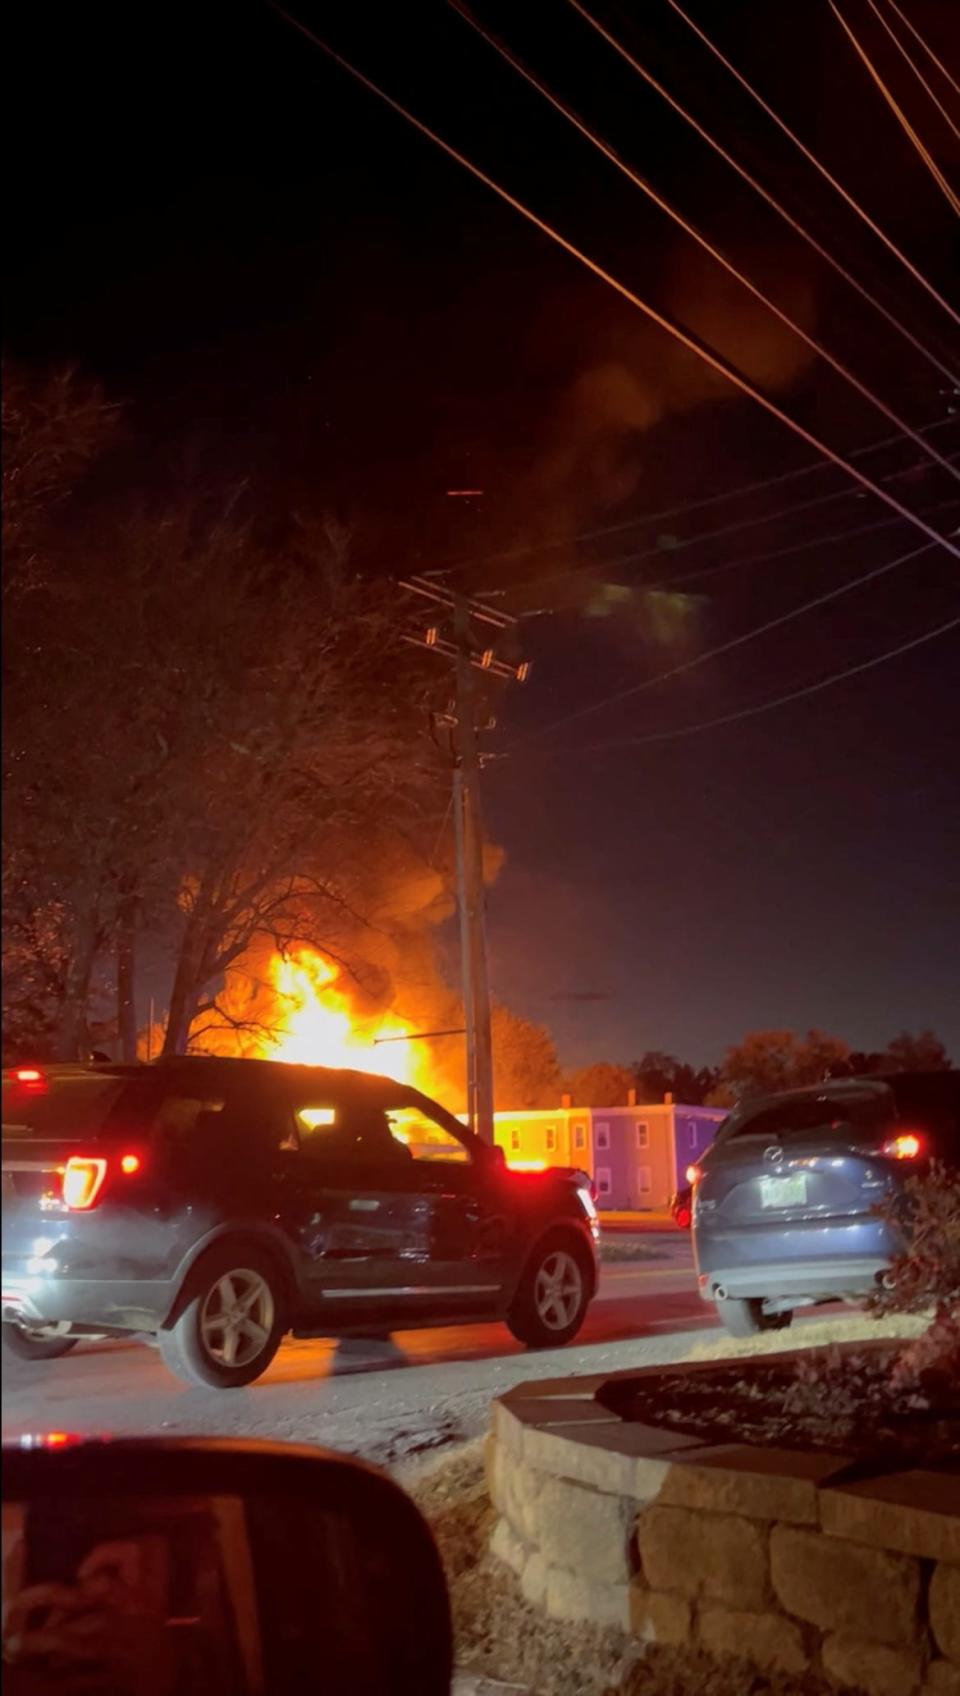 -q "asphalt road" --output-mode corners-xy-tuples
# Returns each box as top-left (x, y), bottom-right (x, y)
(1, 1239), (715, 1467)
